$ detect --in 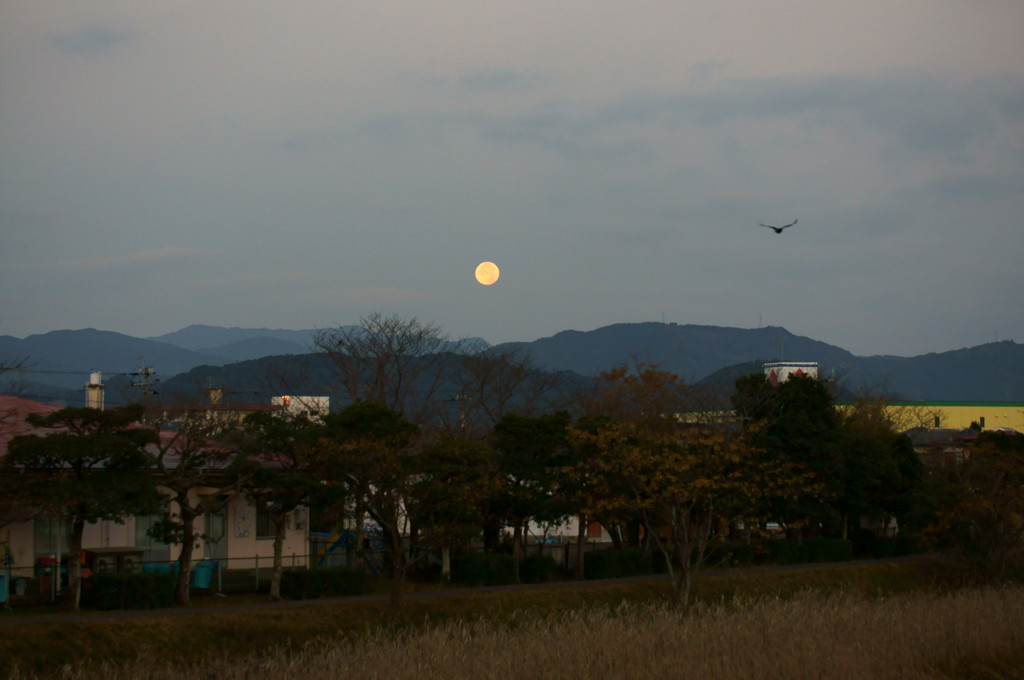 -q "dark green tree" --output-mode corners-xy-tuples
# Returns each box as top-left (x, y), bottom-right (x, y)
(320, 401), (418, 611)
(732, 373), (844, 537)
(839, 396), (924, 539)
(407, 437), (496, 582)
(146, 413), (254, 606)
(240, 411), (331, 601)
(490, 411), (573, 568)
(2, 405), (159, 610)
